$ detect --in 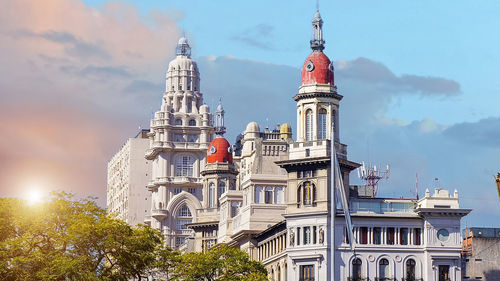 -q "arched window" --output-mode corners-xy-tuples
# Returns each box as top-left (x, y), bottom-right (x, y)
(379, 258), (389, 280)
(277, 265), (281, 281)
(209, 183), (216, 208)
(175, 119), (182, 126)
(175, 156), (194, 177)
(231, 202), (239, 217)
(188, 119), (196, 126)
(305, 109), (313, 141)
(176, 205), (192, 230)
(274, 187), (283, 204)
(406, 259), (416, 281)
(303, 181), (314, 206)
(352, 258), (362, 281)
(318, 108), (327, 139)
(218, 181), (226, 197)
(177, 205), (192, 217)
